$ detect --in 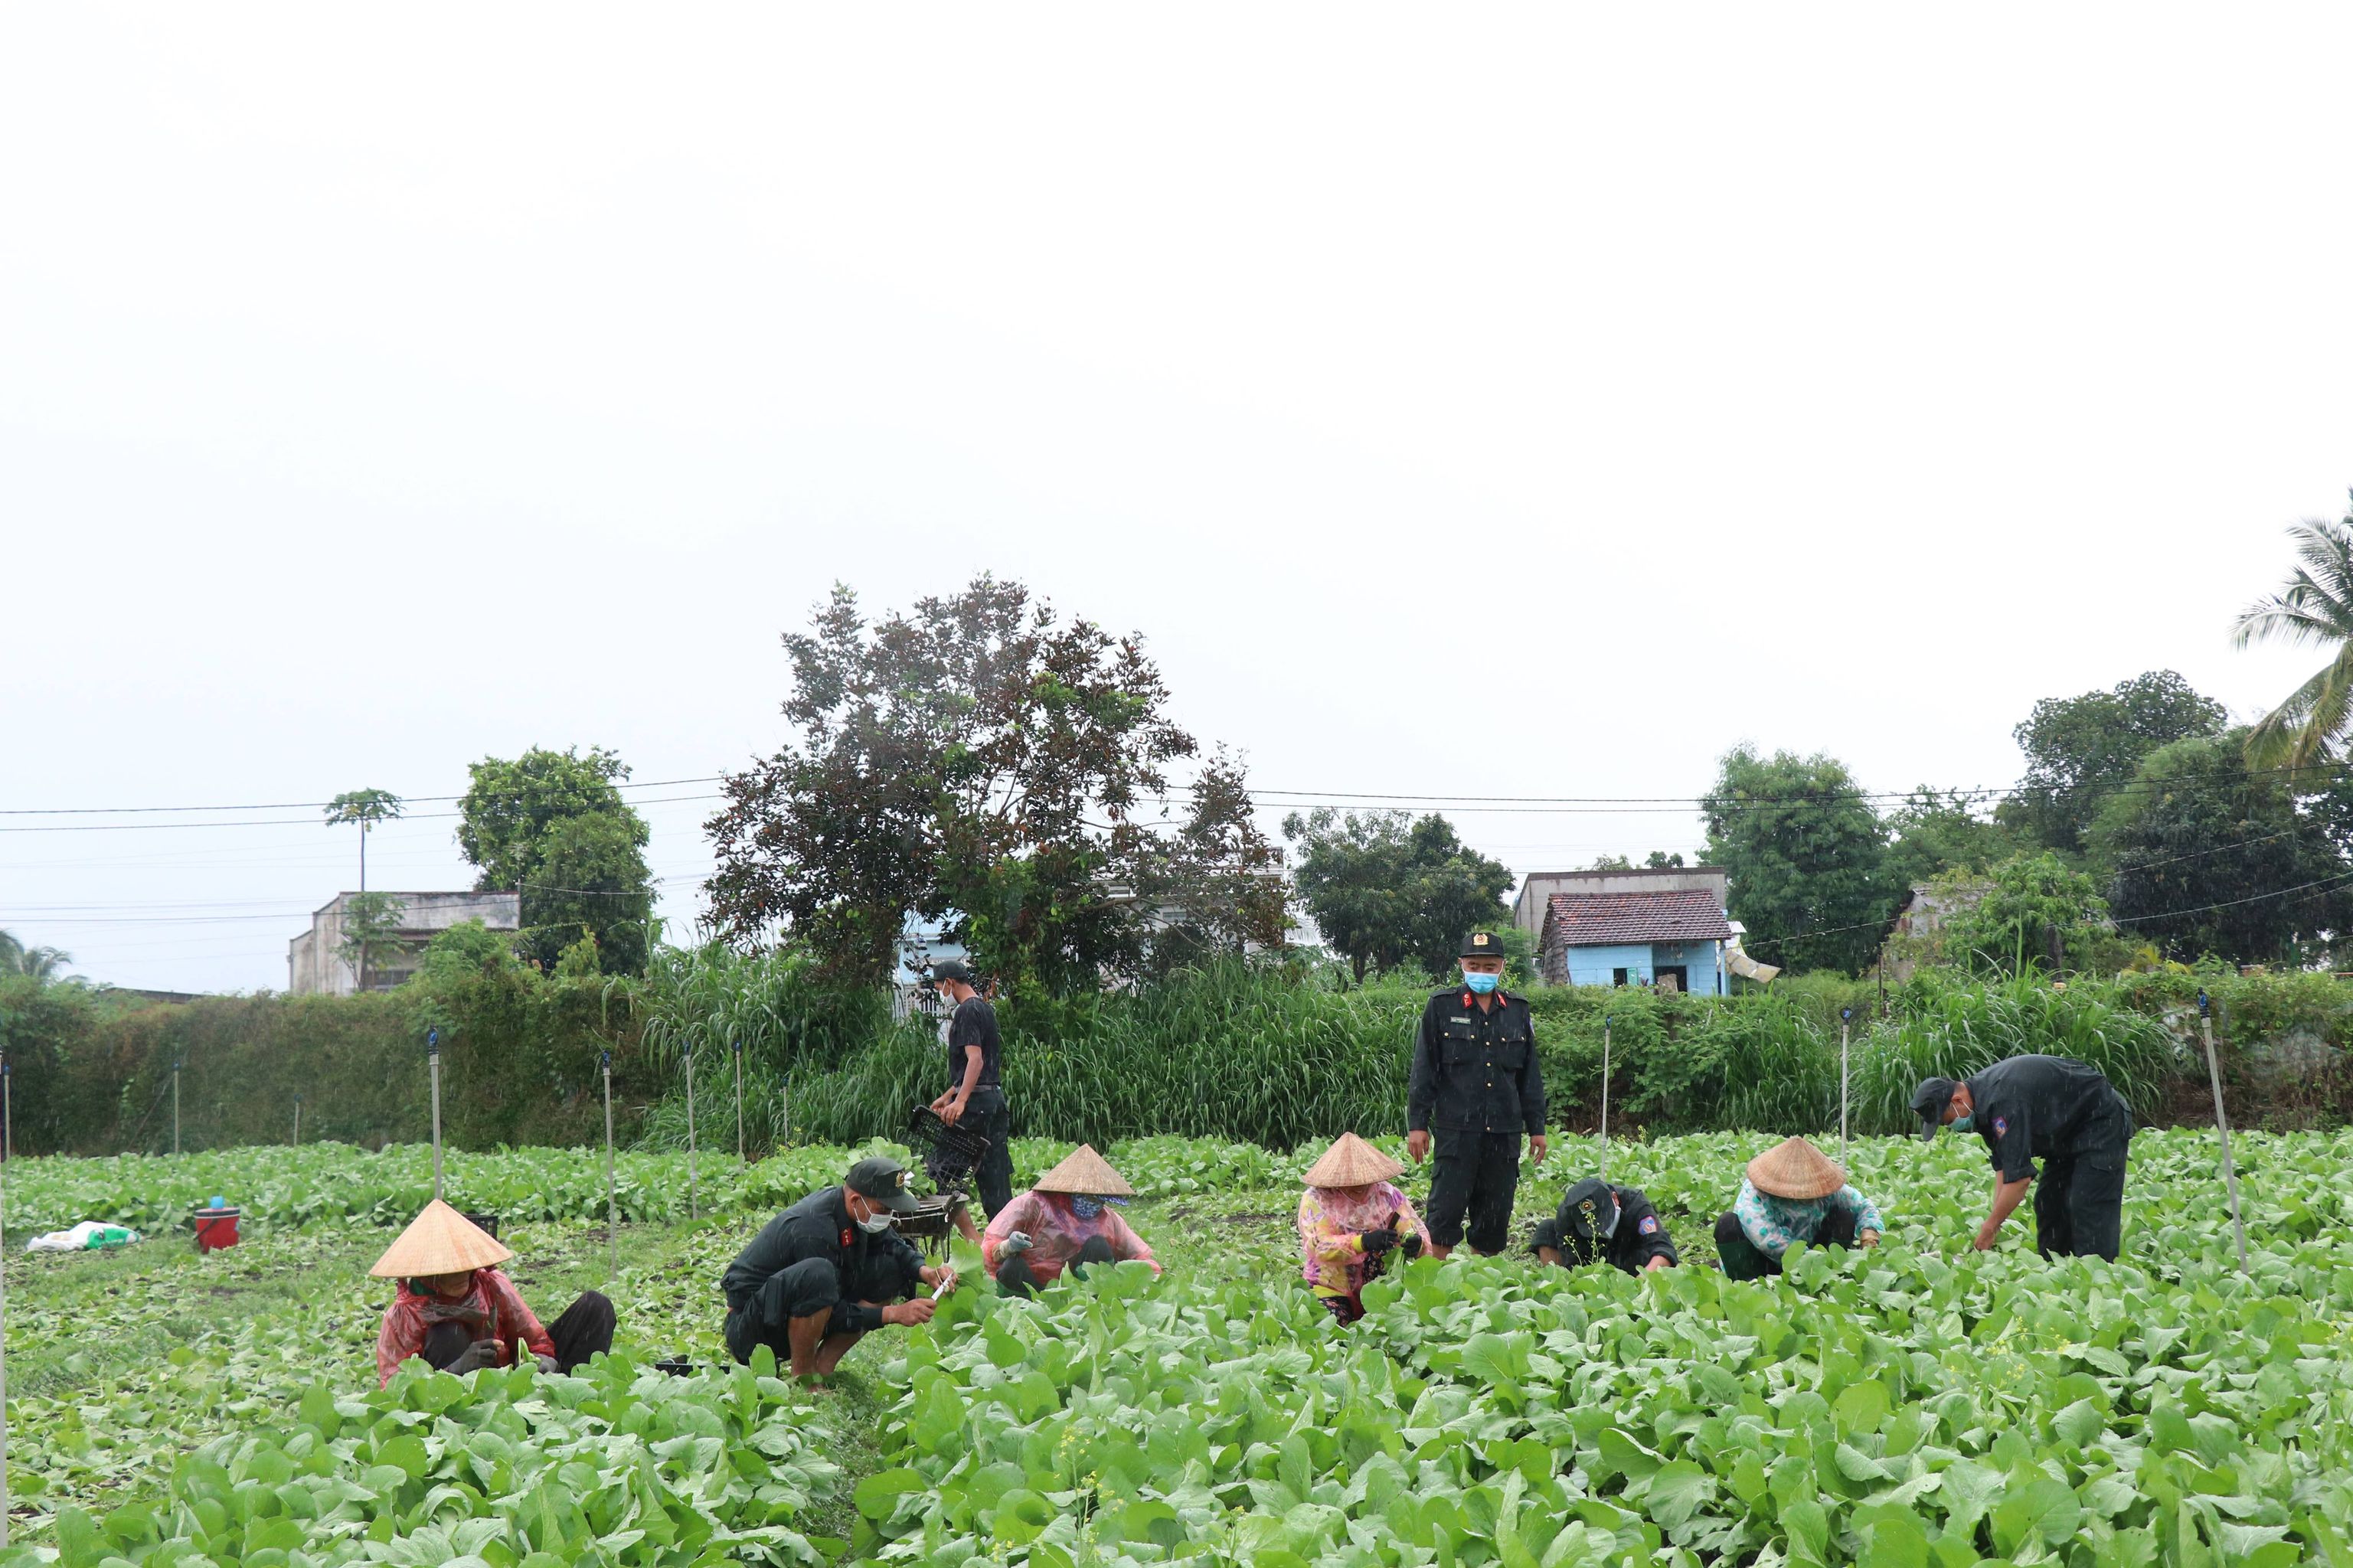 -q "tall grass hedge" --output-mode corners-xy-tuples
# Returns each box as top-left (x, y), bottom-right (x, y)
(7, 946), (2348, 1158)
